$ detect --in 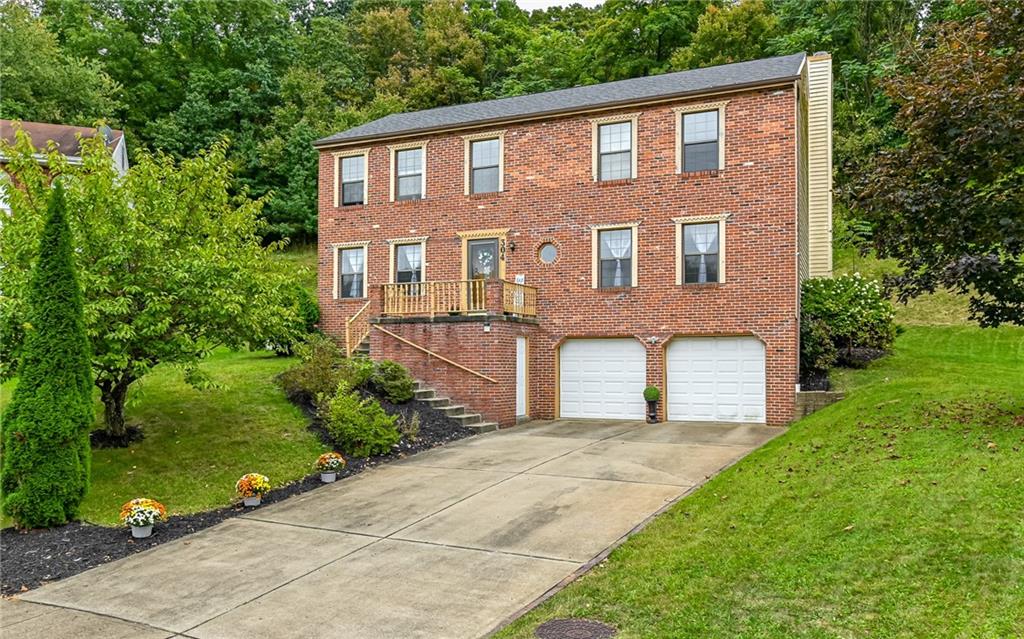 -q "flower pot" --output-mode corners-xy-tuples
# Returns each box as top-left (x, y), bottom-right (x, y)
(243, 495), (262, 507)
(131, 524), (153, 539)
(646, 400), (659, 424)
(320, 471), (337, 483)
